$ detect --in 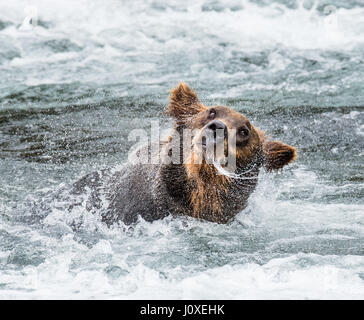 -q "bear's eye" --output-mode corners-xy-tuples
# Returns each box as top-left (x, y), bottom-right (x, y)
(208, 108), (216, 120)
(239, 127), (249, 137)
